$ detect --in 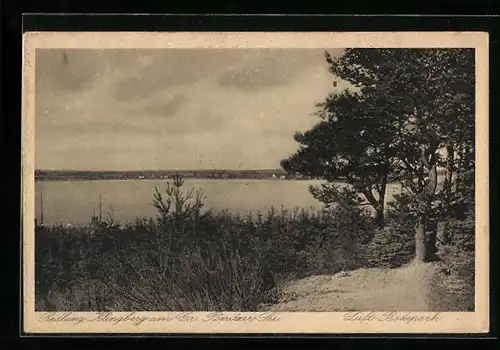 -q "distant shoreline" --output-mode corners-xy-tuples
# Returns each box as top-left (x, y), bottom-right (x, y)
(35, 177), (318, 182)
(34, 169), (445, 183)
(34, 169), (310, 181)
